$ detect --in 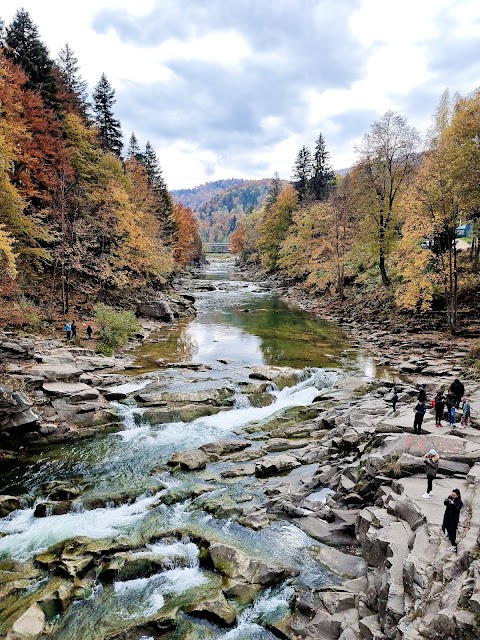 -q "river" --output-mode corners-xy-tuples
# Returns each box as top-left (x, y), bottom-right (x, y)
(0, 257), (387, 639)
